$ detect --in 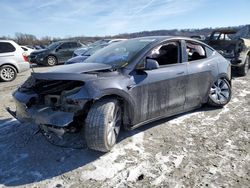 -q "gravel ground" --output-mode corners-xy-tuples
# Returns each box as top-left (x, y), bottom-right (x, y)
(0, 66), (249, 188)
